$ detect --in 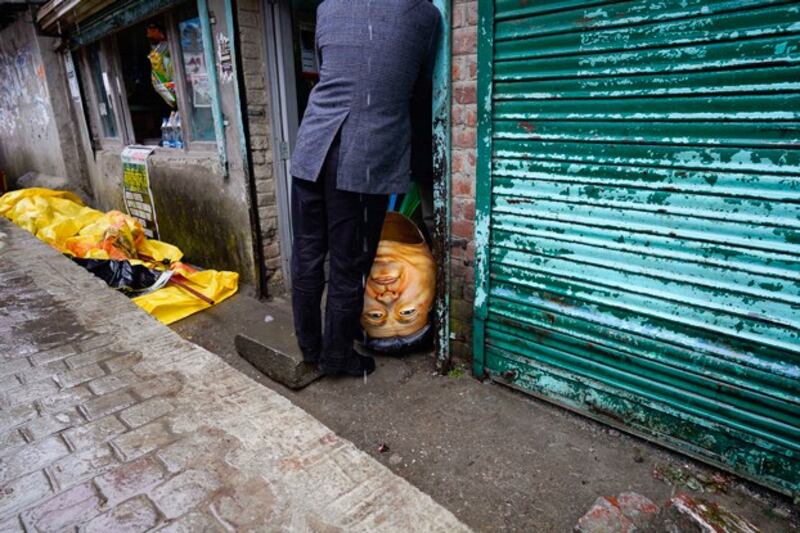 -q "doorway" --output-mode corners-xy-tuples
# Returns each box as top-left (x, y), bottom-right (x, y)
(262, 0), (451, 368)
